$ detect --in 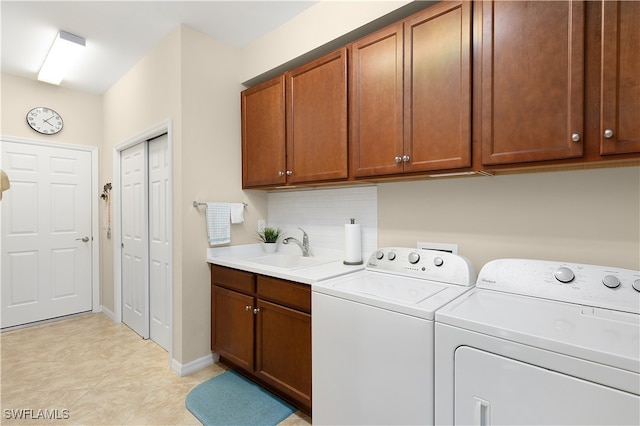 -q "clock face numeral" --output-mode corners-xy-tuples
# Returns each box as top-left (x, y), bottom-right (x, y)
(26, 107), (63, 135)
